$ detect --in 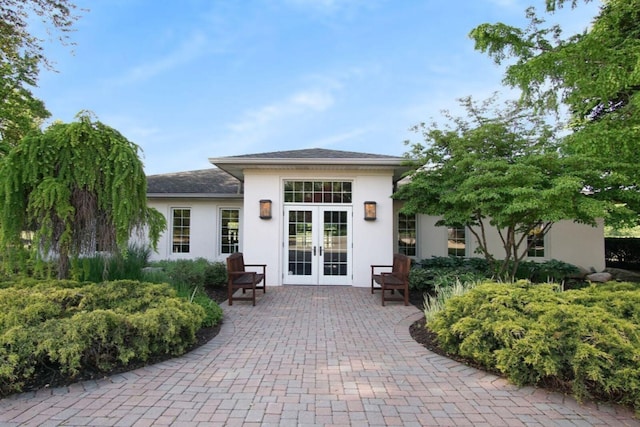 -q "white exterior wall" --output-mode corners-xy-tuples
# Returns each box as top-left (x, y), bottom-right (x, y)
(243, 169), (394, 287)
(242, 171), (281, 286)
(354, 173), (395, 286)
(546, 219), (605, 272)
(147, 198), (243, 262)
(413, 213), (605, 271)
(143, 176), (605, 281)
